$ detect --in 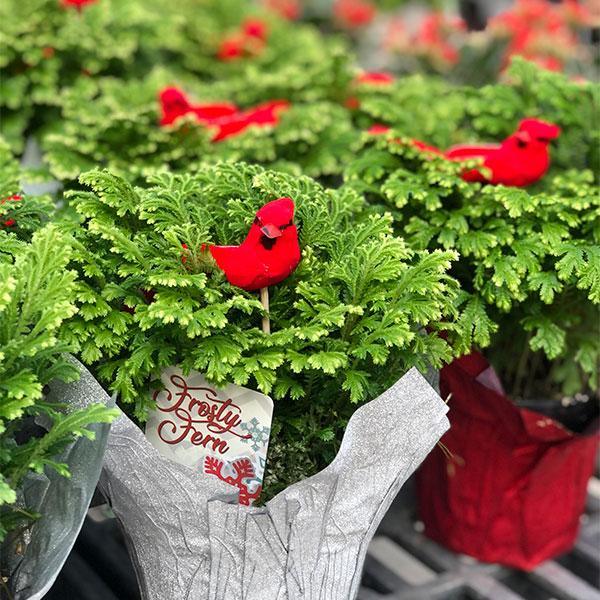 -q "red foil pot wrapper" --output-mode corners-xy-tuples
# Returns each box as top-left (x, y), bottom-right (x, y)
(416, 351), (599, 570)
